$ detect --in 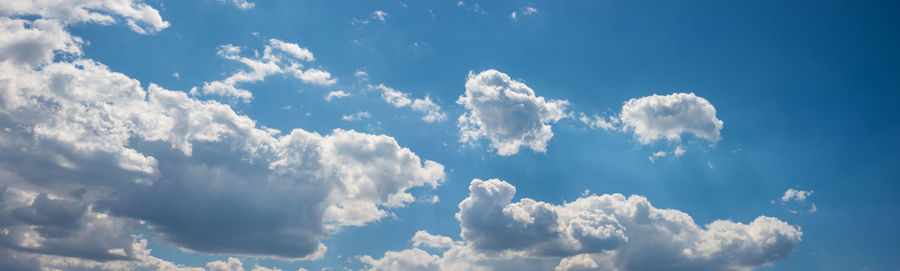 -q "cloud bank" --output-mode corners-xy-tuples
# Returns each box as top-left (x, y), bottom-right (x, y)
(361, 178), (802, 271)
